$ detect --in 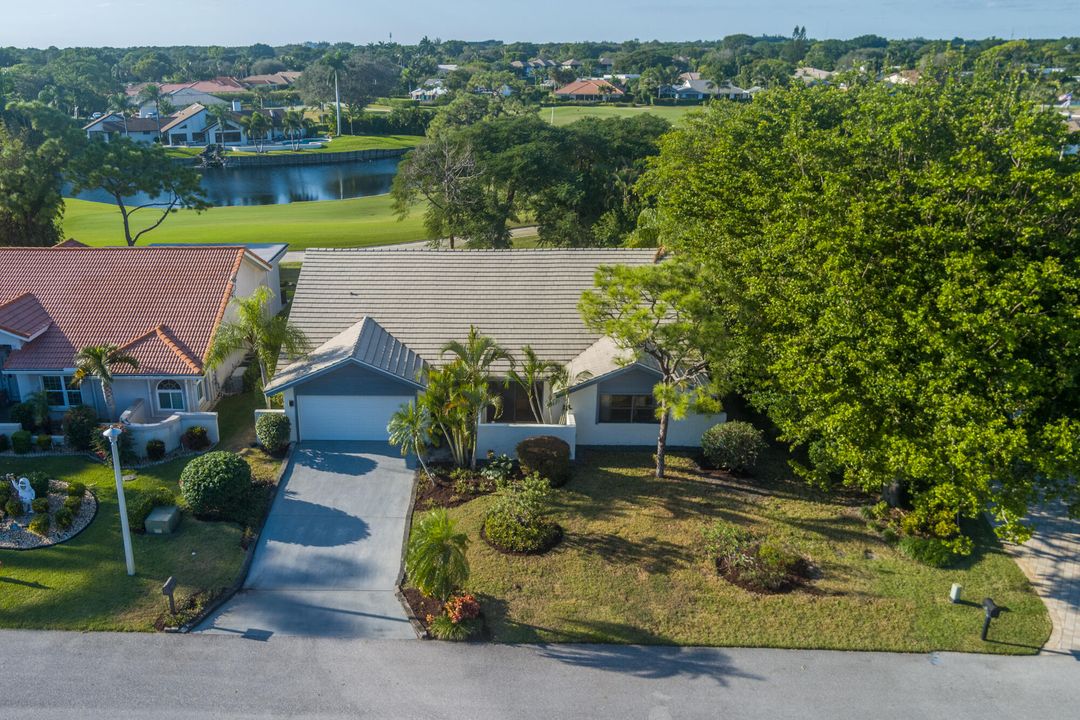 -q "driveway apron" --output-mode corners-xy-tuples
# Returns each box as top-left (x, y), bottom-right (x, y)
(196, 441), (417, 639)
